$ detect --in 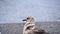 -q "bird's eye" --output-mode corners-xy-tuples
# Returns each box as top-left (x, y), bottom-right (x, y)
(27, 18), (30, 19)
